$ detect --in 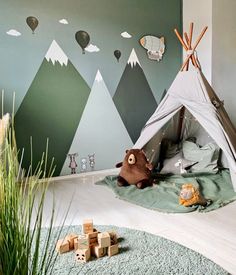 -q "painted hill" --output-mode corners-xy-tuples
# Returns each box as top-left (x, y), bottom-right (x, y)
(60, 70), (133, 175)
(15, 40), (90, 176)
(113, 48), (157, 142)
